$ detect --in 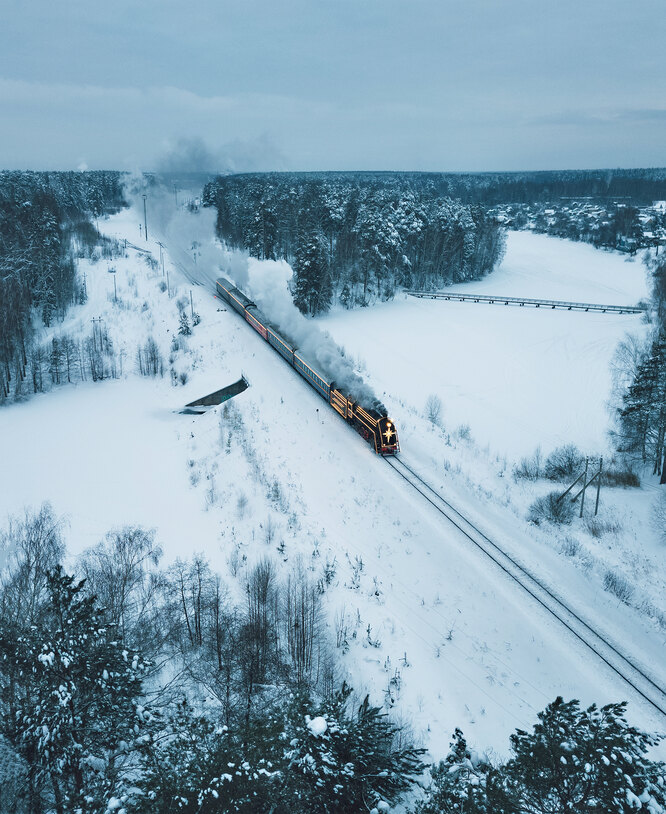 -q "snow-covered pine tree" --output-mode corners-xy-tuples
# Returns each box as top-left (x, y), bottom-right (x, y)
(293, 230), (332, 315)
(504, 697), (666, 813)
(412, 728), (511, 814)
(0, 566), (152, 813)
(179, 311), (192, 336)
(128, 701), (280, 813)
(620, 331), (666, 482)
(281, 683), (425, 812)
